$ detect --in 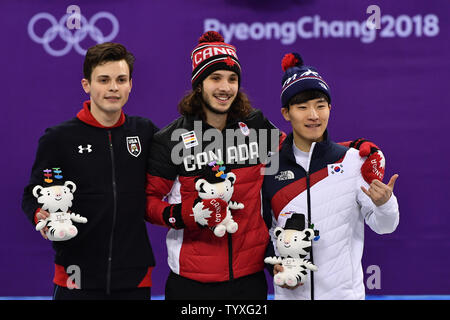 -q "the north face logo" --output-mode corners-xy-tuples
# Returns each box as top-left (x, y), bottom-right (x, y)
(275, 170), (295, 181)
